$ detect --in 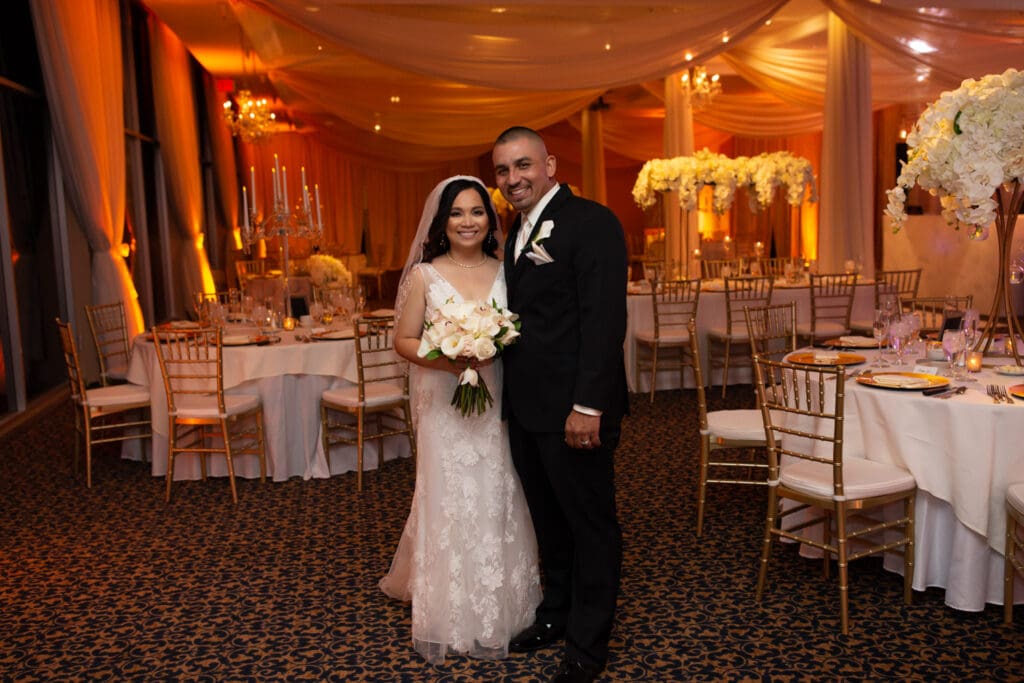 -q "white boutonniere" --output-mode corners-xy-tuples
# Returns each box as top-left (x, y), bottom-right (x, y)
(525, 219), (555, 265)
